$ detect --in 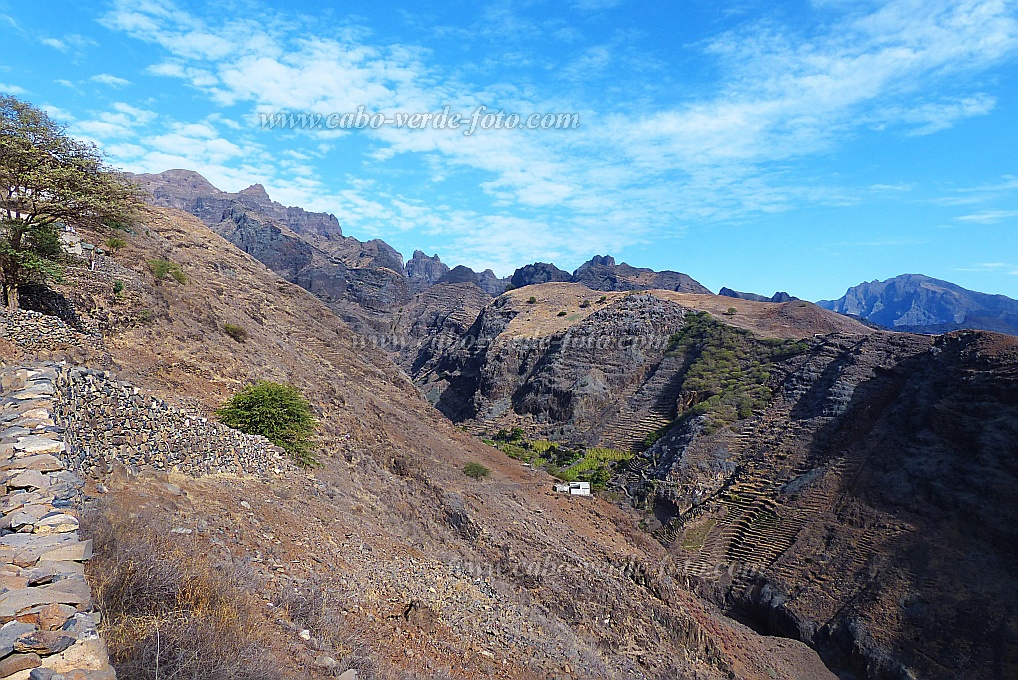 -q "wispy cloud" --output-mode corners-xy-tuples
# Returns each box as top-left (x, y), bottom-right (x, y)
(0, 83), (27, 95)
(954, 262), (1017, 273)
(933, 175), (1018, 206)
(91, 74), (131, 88)
(957, 209), (1018, 224)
